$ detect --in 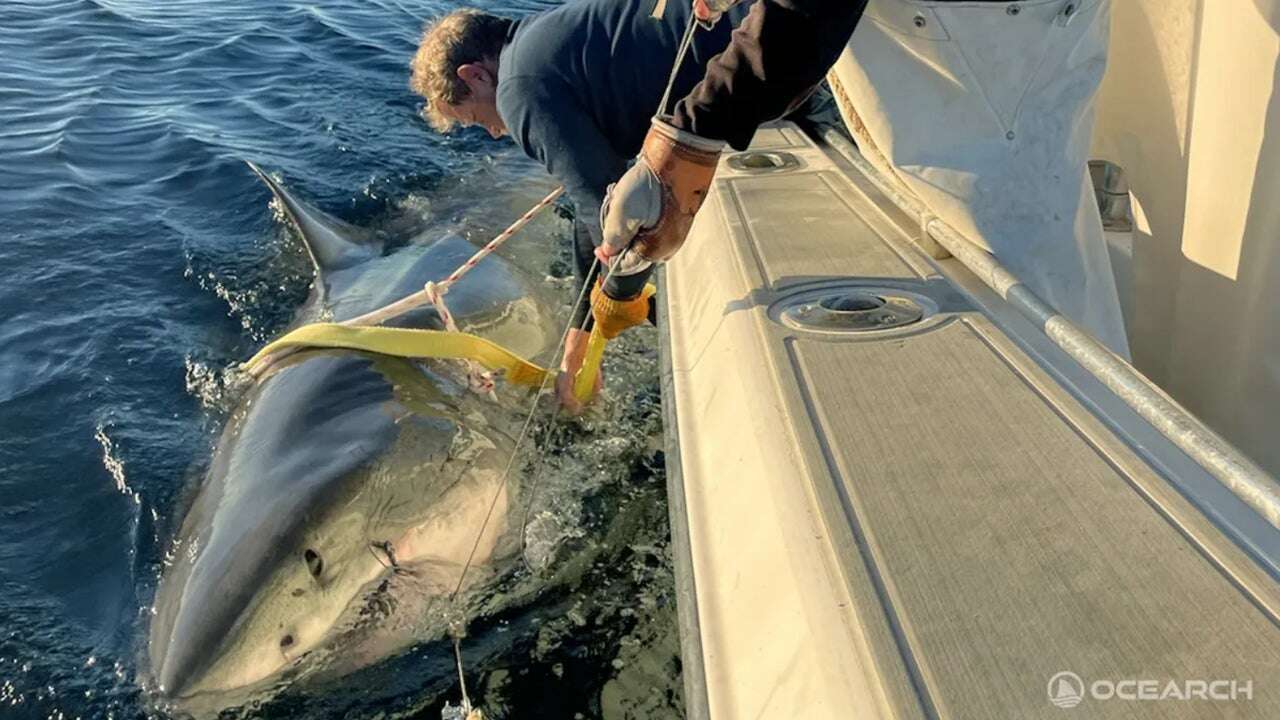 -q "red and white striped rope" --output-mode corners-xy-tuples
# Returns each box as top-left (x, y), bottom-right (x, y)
(341, 186), (564, 329)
